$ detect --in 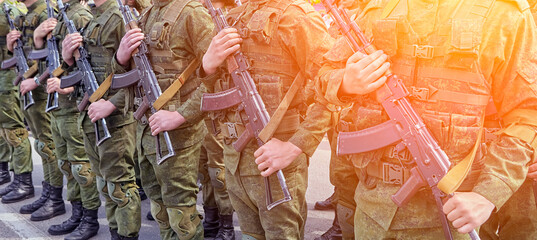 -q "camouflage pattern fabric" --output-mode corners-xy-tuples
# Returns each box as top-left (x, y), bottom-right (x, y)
(199, 119), (233, 215)
(317, 0), (537, 238)
(78, 0), (140, 237)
